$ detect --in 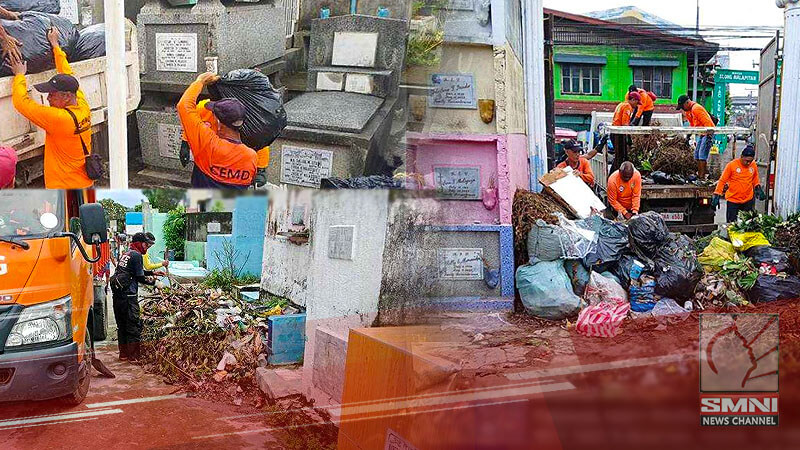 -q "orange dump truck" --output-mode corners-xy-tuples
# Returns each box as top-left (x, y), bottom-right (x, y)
(0, 189), (107, 404)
